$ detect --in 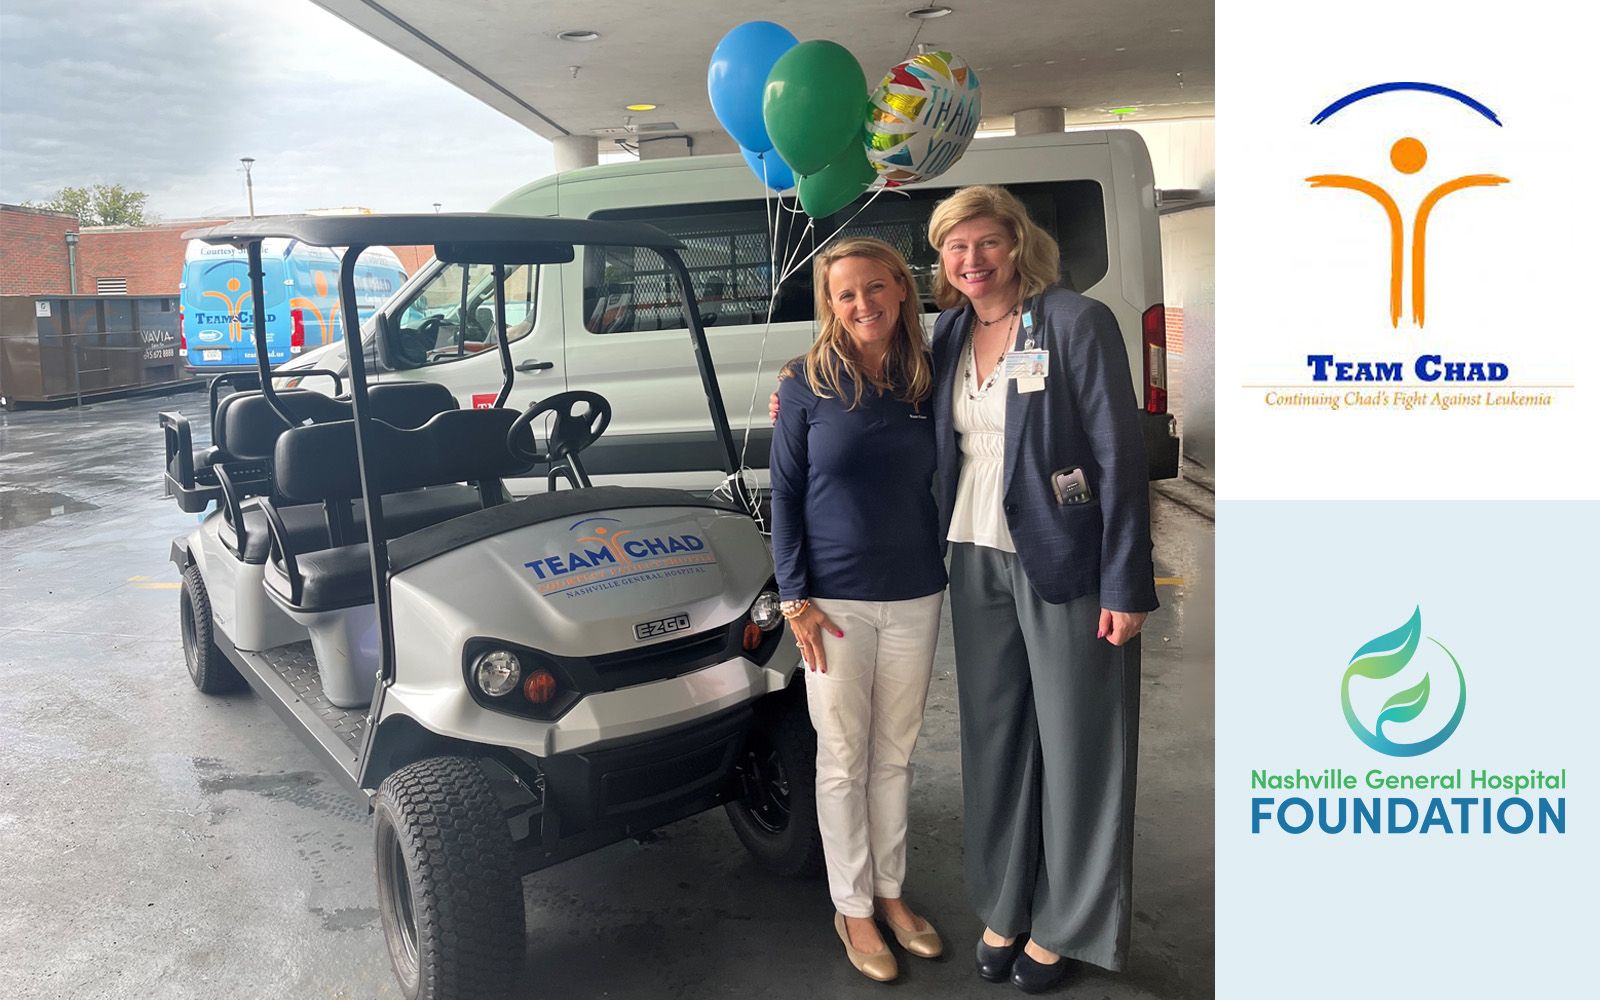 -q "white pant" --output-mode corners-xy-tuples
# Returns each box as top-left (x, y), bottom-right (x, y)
(804, 592), (944, 916)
